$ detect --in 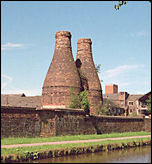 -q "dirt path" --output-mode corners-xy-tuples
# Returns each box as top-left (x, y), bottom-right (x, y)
(1, 135), (151, 149)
